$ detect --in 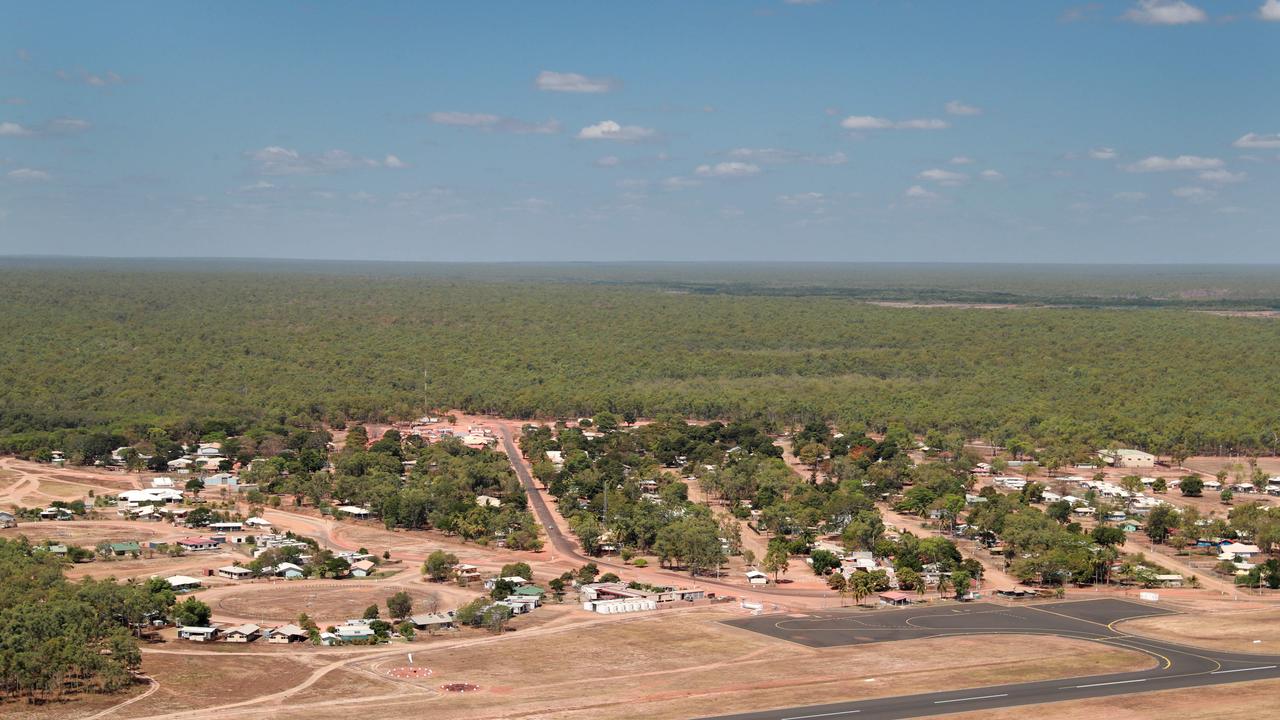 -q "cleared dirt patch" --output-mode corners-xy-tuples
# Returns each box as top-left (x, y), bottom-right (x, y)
(1, 522), (167, 547)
